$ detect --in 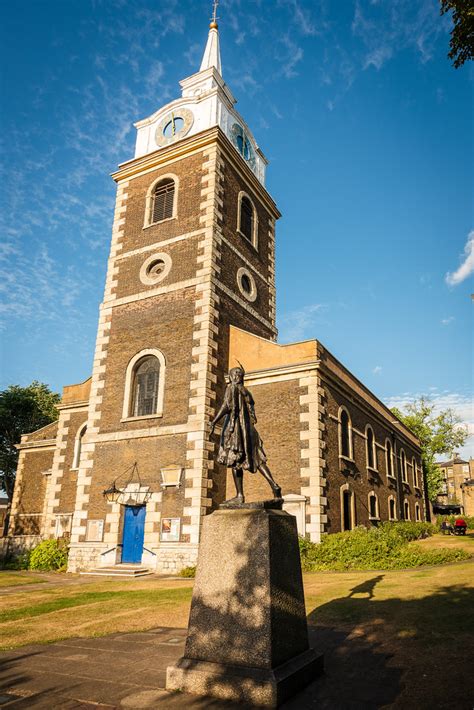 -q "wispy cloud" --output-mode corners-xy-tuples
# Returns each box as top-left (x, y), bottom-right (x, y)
(385, 391), (474, 460)
(445, 230), (474, 287)
(279, 35), (304, 79)
(373, 365), (383, 375)
(441, 316), (454, 326)
(278, 303), (327, 342)
(352, 0), (449, 71)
